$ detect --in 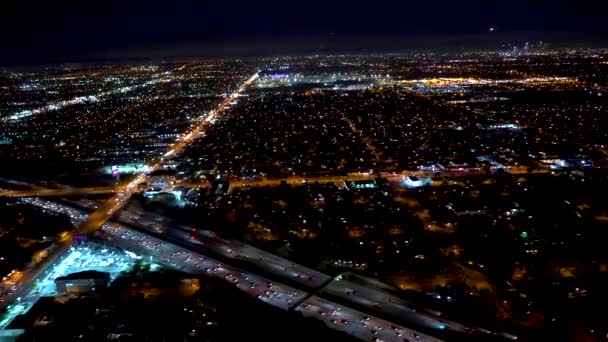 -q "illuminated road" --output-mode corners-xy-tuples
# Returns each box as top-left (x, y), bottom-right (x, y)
(179, 167), (548, 192)
(112, 207), (518, 340)
(0, 174), (373, 198)
(230, 174), (378, 189)
(320, 274), (469, 334)
(101, 222), (305, 310)
(74, 71), (259, 236)
(0, 165), (549, 199)
(118, 209), (479, 338)
(115, 206), (331, 290)
(0, 187), (116, 198)
(114, 207), (483, 339)
(296, 296), (443, 342)
(4, 75), (173, 122)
